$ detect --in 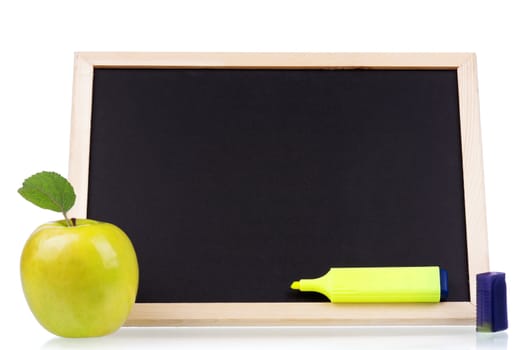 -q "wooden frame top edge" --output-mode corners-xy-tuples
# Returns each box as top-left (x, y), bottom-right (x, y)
(74, 52), (475, 69)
